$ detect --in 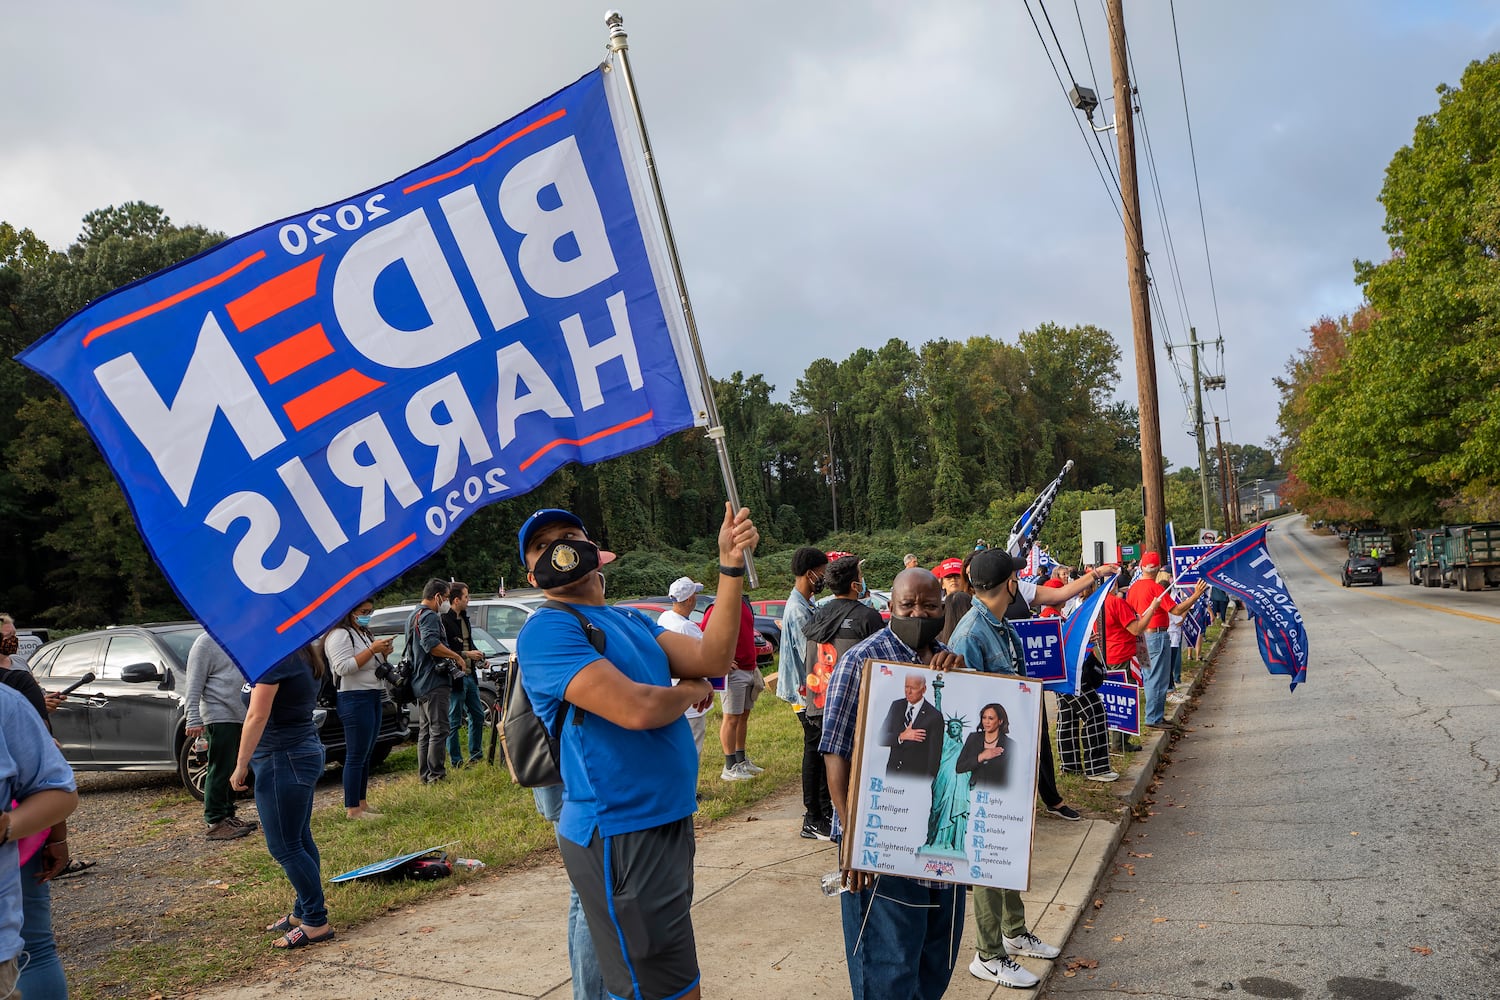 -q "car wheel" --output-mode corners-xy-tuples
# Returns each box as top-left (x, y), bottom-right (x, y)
(1375, 577), (1383, 586)
(176, 736), (209, 802)
(370, 742), (393, 768)
(480, 687), (499, 729)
